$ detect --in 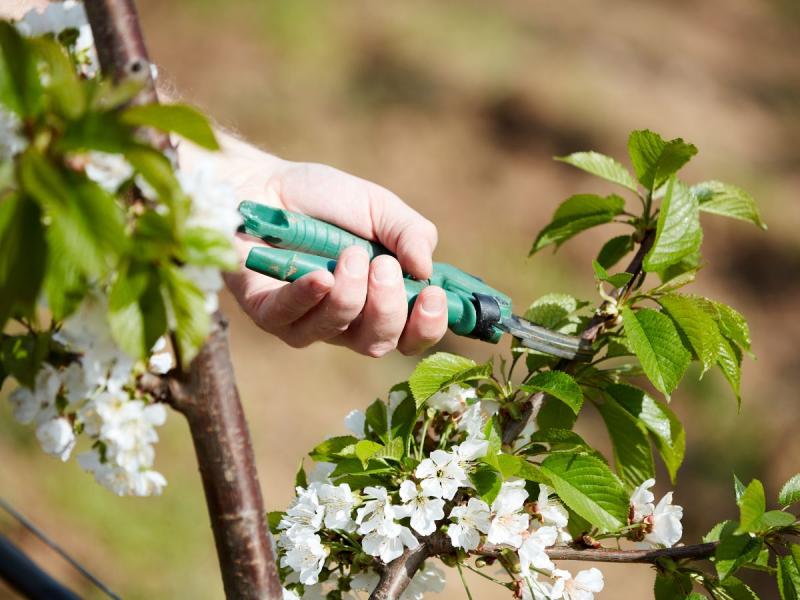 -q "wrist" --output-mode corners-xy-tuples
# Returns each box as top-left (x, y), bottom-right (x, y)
(177, 129), (288, 205)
